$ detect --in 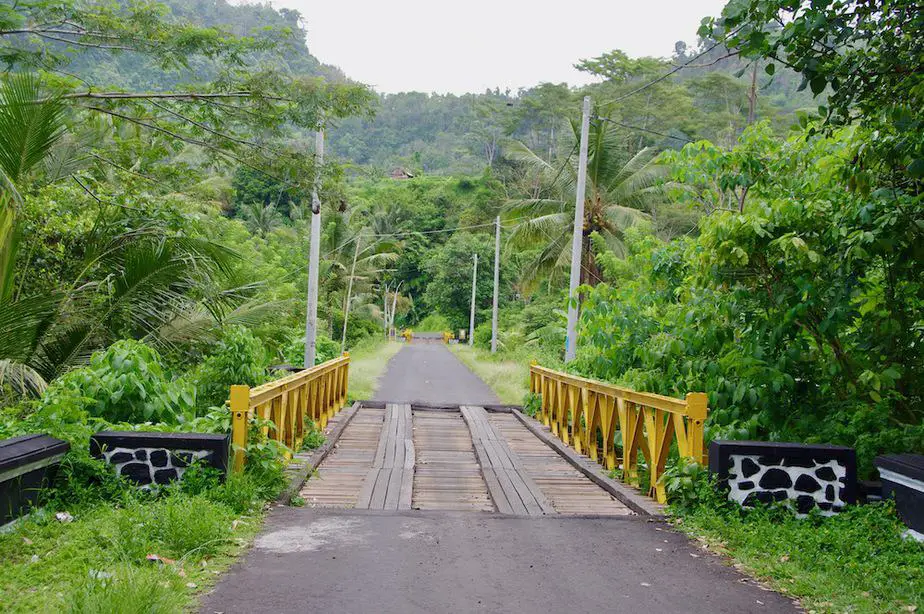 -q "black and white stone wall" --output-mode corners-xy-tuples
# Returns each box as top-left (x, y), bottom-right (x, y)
(727, 454), (848, 514)
(90, 431), (230, 487)
(99, 446), (213, 486)
(709, 440), (857, 515)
